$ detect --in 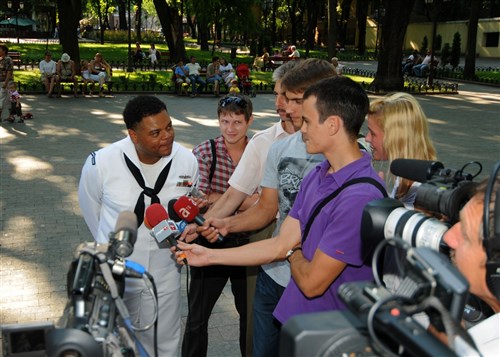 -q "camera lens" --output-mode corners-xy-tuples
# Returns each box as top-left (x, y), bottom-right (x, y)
(385, 208), (449, 252)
